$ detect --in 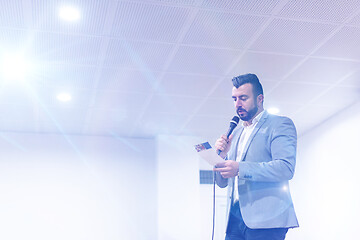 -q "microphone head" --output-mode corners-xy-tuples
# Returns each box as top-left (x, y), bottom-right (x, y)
(225, 116), (240, 139)
(230, 116), (240, 126)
